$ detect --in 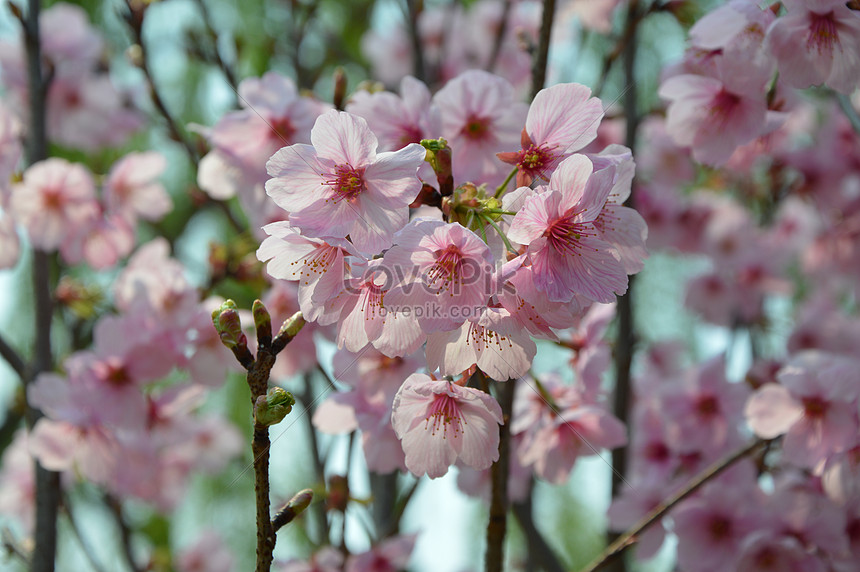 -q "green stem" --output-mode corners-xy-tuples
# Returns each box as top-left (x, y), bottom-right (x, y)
(494, 167), (519, 199)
